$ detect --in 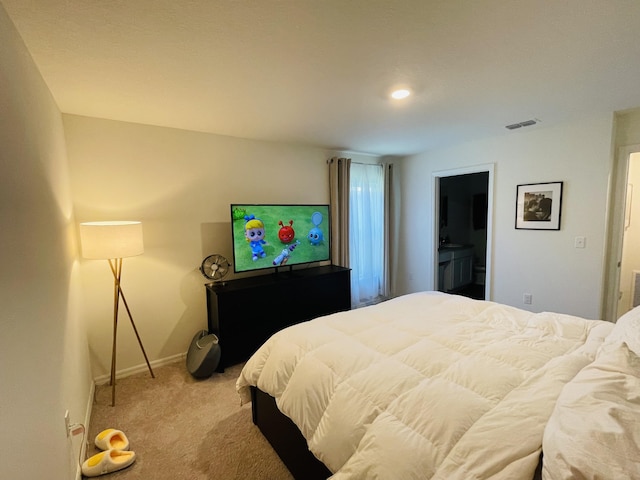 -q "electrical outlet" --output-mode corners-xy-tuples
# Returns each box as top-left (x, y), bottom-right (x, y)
(523, 293), (532, 305)
(64, 410), (70, 437)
